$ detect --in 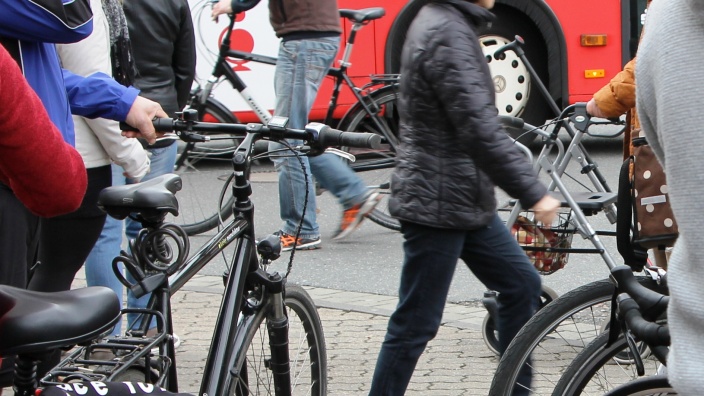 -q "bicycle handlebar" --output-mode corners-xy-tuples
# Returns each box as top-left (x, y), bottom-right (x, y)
(121, 114), (383, 150)
(497, 115), (525, 130)
(616, 295), (670, 347)
(610, 265), (670, 352)
(610, 265), (669, 321)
